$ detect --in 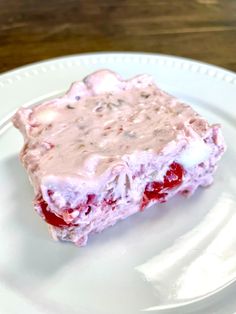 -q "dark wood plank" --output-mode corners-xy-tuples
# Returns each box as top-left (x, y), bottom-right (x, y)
(0, 0), (235, 72)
